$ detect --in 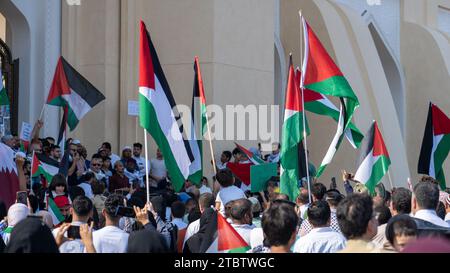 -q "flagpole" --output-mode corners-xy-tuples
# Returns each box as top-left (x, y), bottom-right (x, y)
(386, 169), (394, 190)
(299, 10), (312, 204)
(38, 104), (46, 122)
(205, 110), (217, 176)
(144, 129), (150, 203)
